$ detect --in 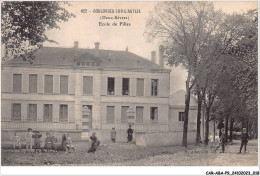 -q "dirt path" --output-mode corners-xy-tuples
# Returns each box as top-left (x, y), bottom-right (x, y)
(1, 140), (258, 166)
(109, 140), (258, 166)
